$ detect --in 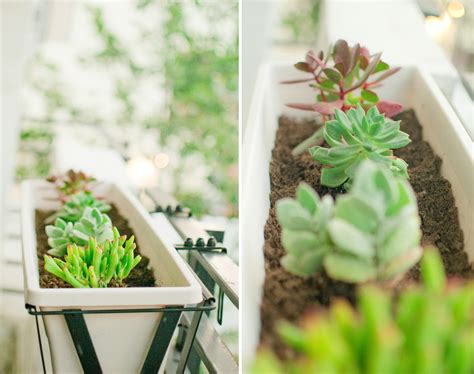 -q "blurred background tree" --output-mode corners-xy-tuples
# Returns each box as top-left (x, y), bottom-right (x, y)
(16, 0), (238, 218)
